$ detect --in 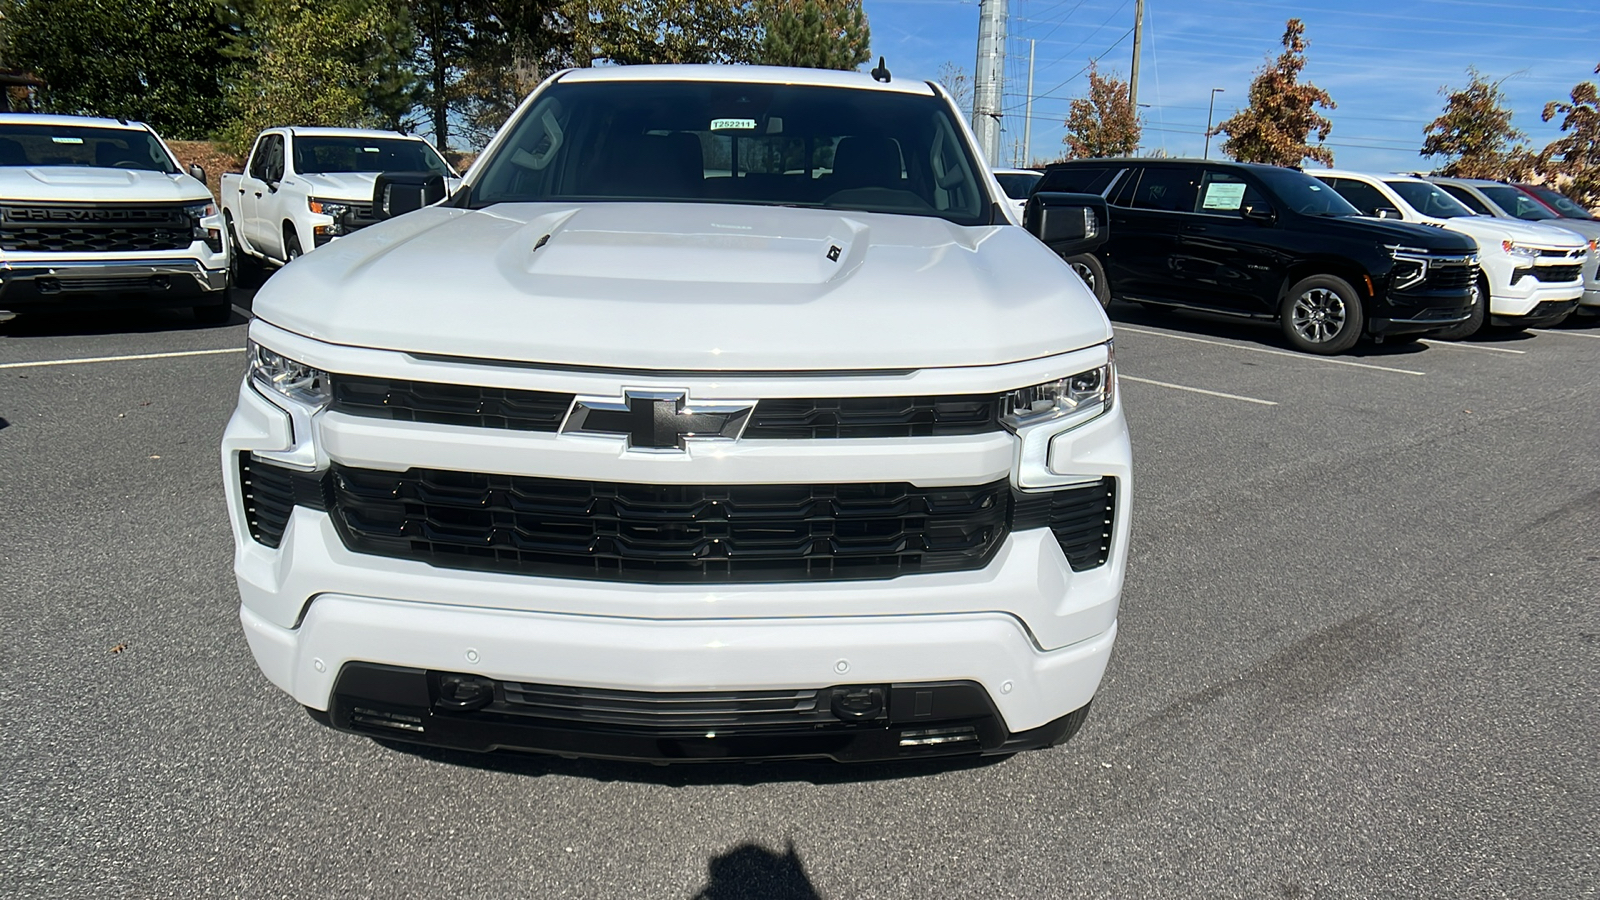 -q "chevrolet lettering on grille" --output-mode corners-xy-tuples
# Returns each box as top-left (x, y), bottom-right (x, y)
(561, 390), (755, 451)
